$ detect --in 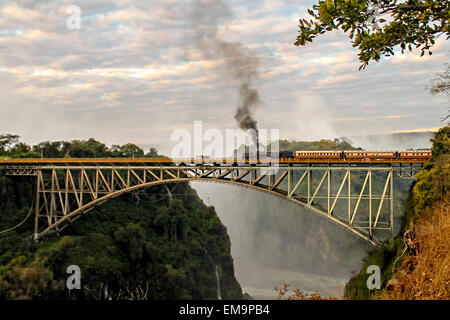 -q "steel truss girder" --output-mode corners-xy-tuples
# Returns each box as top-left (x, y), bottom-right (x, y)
(1, 165), (405, 247)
